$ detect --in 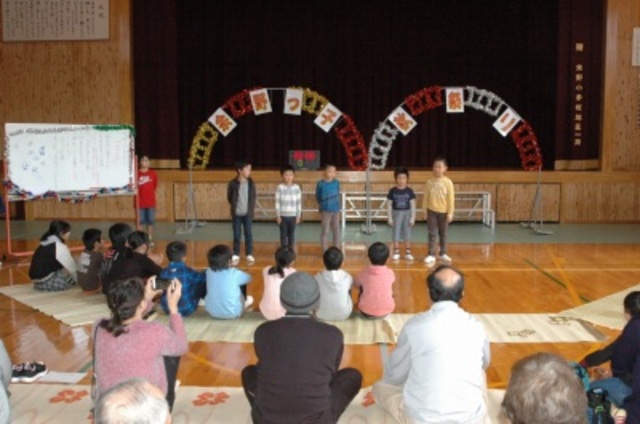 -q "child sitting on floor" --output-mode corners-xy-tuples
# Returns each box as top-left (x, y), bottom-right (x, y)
(315, 247), (354, 321)
(354, 242), (395, 319)
(76, 228), (105, 293)
(204, 245), (252, 319)
(259, 246), (296, 320)
(29, 220), (77, 291)
(160, 241), (206, 317)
